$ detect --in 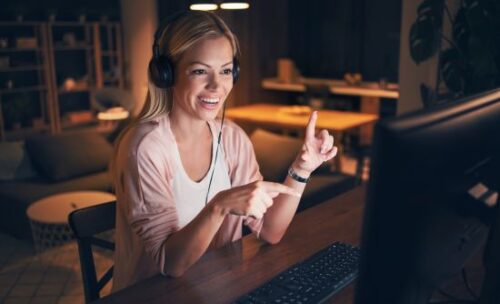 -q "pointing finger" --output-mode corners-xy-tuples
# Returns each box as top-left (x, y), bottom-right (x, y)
(305, 111), (318, 140)
(261, 181), (301, 198)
